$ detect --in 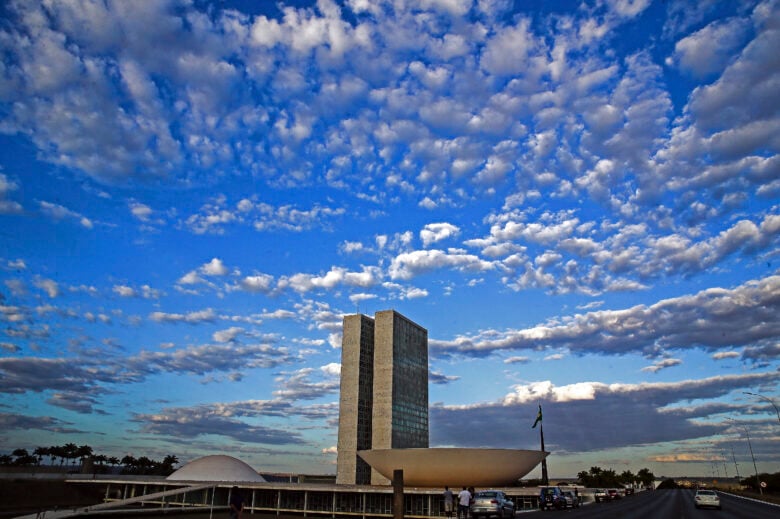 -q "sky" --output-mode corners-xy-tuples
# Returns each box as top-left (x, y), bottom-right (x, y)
(0, 0), (778, 481)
